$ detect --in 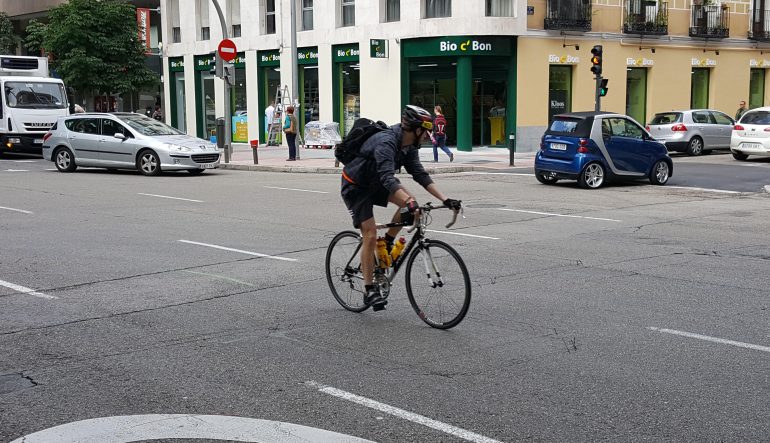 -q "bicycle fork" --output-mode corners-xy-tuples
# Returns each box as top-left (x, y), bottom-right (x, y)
(420, 247), (444, 288)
